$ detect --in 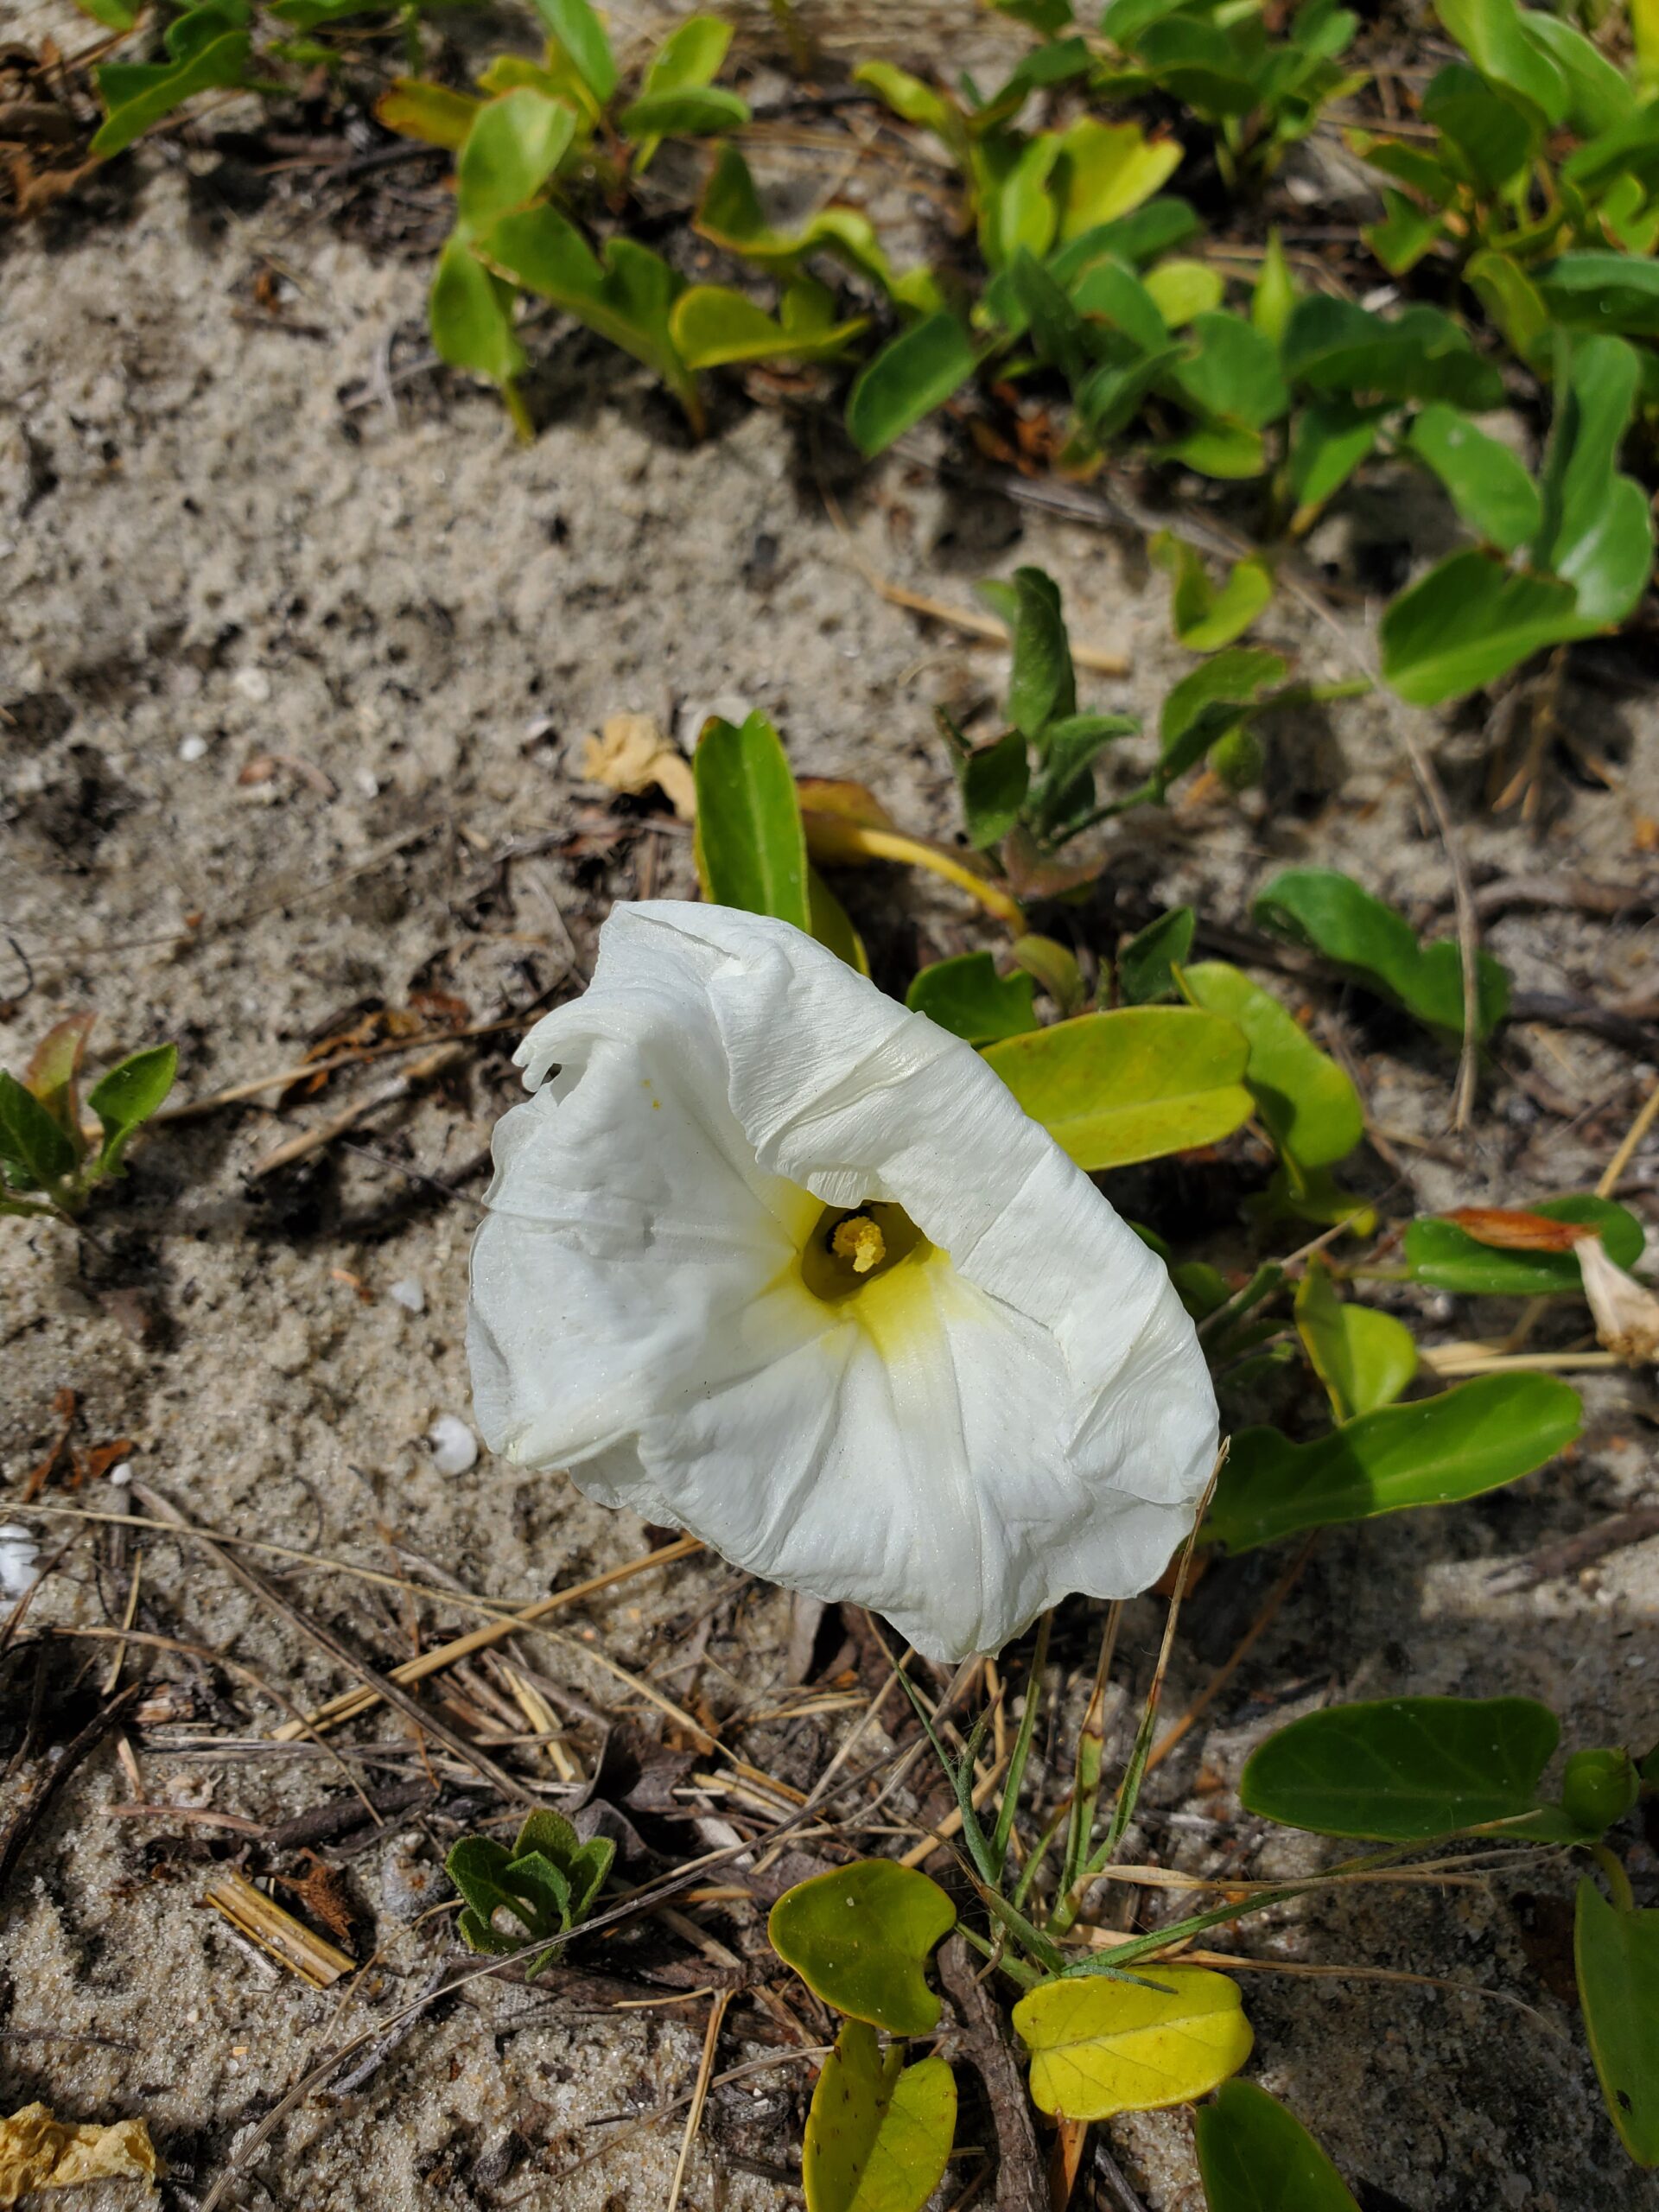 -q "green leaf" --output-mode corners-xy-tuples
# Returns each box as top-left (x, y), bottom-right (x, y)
(1142, 257), (1224, 327)
(1032, 713), (1138, 835)
(803, 2020), (957, 2212)
(990, 566), (1077, 743)
(1407, 405), (1541, 554)
(808, 869), (869, 975)
(1295, 1256), (1417, 1420)
(1402, 1193), (1644, 1294)
(695, 146), (932, 308)
(1014, 1966), (1253, 2120)
(1532, 334), (1652, 628)
(1465, 247), (1551, 369)
(846, 315), (977, 458)
(1287, 397), (1384, 527)
(456, 90), (577, 231)
(1180, 962), (1363, 1172)
(620, 86), (749, 137)
(1158, 650), (1287, 786)
(1364, 189), (1447, 278)
(956, 727), (1030, 849)
(87, 1044), (177, 1180)
(1434, 0), (1567, 122)
(378, 78), (483, 151)
(1281, 297), (1503, 411)
(1011, 934), (1086, 1014)
(429, 235), (525, 392)
(1241, 1695), (1560, 1839)
(1576, 1878), (1659, 2165)
(1069, 256), (1170, 353)
(480, 208), (697, 423)
(1169, 312), (1289, 430)
(1379, 548), (1583, 705)
(530, 0), (616, 105)
(92, 0), (253, 158)
(670, 283), (867, 370)
(1052, 117), (1184, 239)
(642, 13), (730, 96)
(1153, 534), (1274, 652)
(851, 60), (969, 163)
(1253, 867), (1510, 1039)
(906, 954), (1038, 1045)
(1421, 61), (1540, 188)
(24, 1015), (94, 1160)
(693, 711), (810, 932)
(1561, 1749), (1641, 1835)
(1205, 1373), (1583, 1553)
(769, 1861), (957, 2037)
(982, 1007), (1252, 1170)
(1196, 2080), (1360, 2212)
(1535, 253), (1659, 340)
(1120, 907), (1194, 1003)
(0, 1069), (79, 1193)
(1251, 229), (1299, 346)
(74, 0), (139, 26)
